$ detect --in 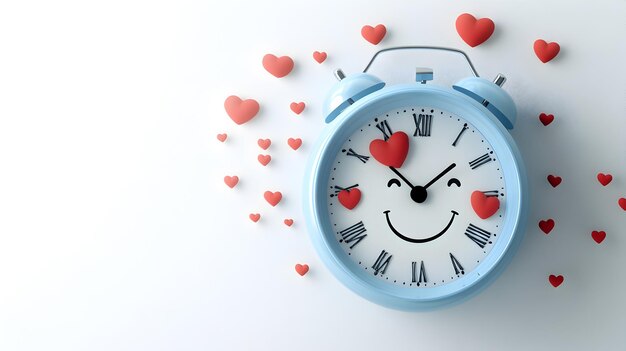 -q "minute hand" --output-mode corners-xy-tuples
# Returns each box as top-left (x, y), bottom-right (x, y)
(423, 163), (456, 189)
